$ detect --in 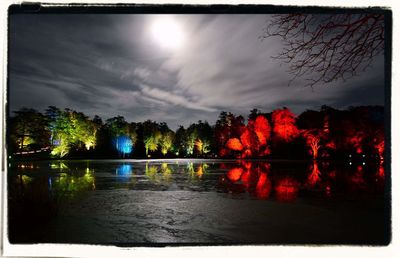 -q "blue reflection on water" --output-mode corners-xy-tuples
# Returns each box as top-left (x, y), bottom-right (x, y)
(116, 164), (132, 177)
